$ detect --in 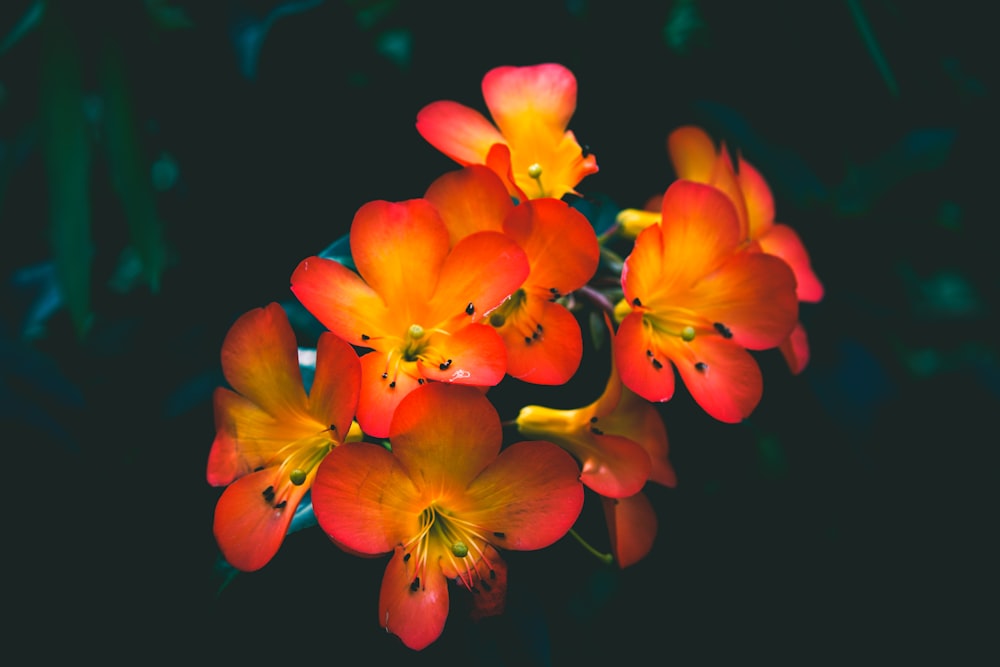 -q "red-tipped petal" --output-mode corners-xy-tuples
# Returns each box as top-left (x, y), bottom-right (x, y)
(462, 440), (584, 550)
(499, 300), (582, 385)
(379, 546), (450, 651)
(602, 492), (657, 568)
(307, 332), (361, 437)
(579, 433), (652, 499)
(416, 100), (505, 166)
(673, 336), (763, 423)
(220, 303), (307, 419)
(312, 442), (422, 554)
(757, 224), (825, 303)
(614, 312), (676, 404)
(482, 63), (577, 141)
(736, 155), (776, 238)
(213, 468), (308, 571)
(503, 198), (600, 293)
(424, 165), (513, 245)
(389, 383), (502, 490)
